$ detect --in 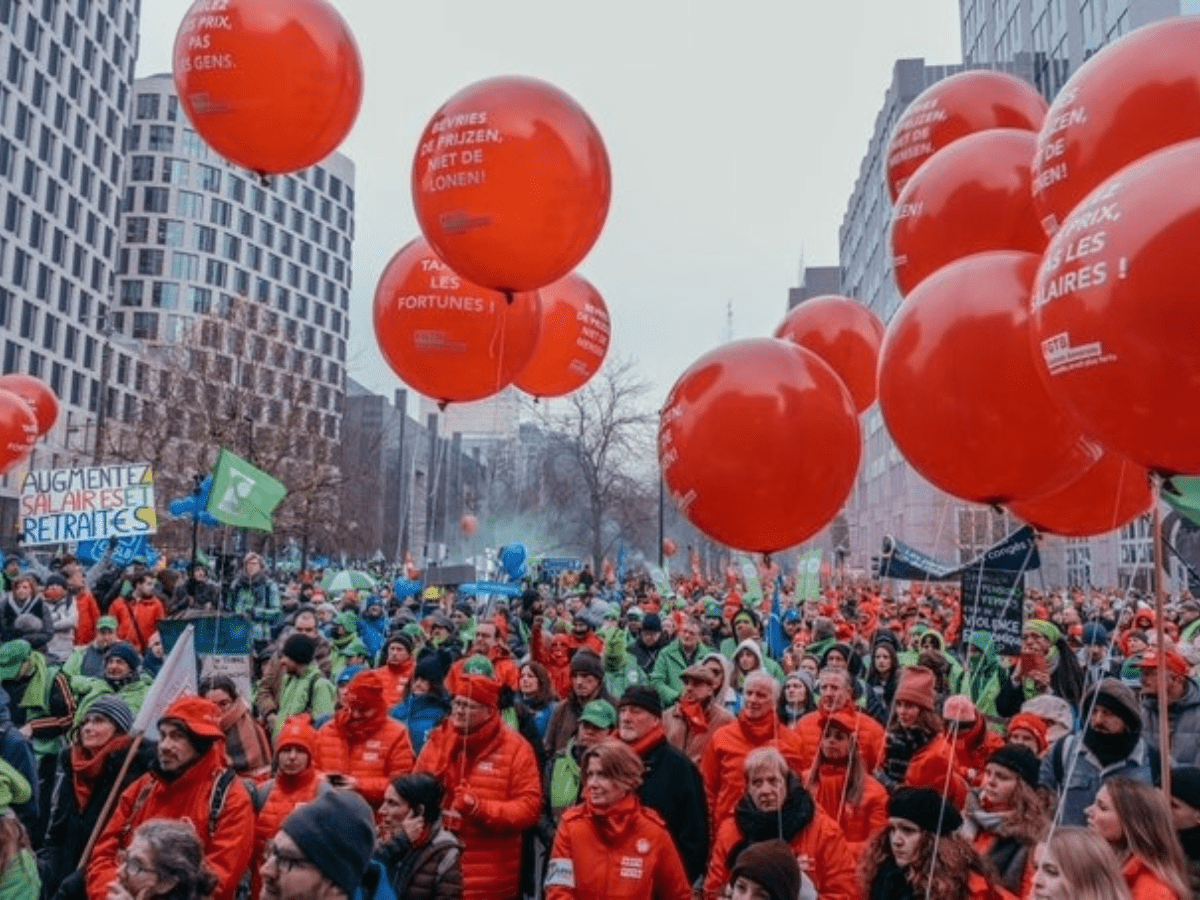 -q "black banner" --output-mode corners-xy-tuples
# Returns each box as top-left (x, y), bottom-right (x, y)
(960, 567), (1025, 656)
